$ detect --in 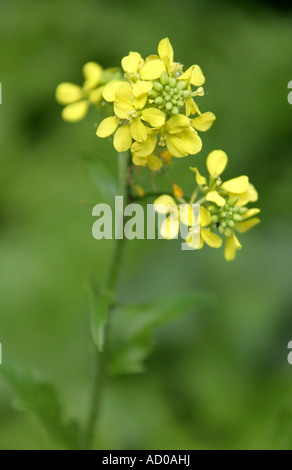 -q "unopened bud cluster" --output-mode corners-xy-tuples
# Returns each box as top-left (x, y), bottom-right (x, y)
(148, 72), (191, 116)
(208, 197), (248, 238)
